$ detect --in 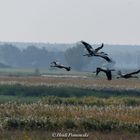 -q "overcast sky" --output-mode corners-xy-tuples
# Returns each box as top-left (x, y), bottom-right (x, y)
(0, 0), (140, 44)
